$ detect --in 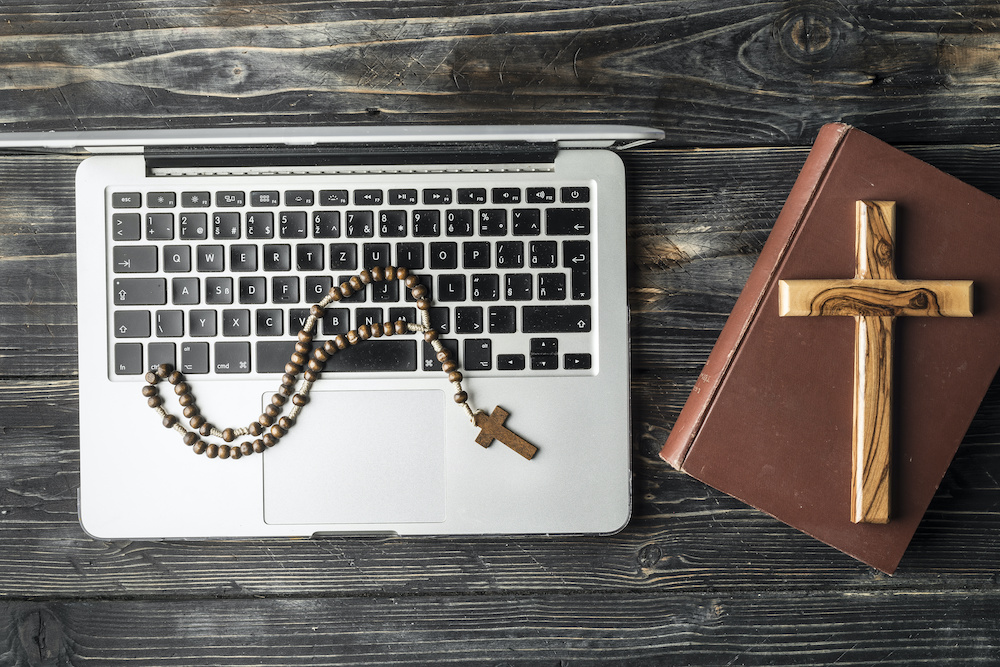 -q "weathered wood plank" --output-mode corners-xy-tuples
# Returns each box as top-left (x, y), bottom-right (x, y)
(2, 591), (999, 665)
(2, 2), (1000, 145)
